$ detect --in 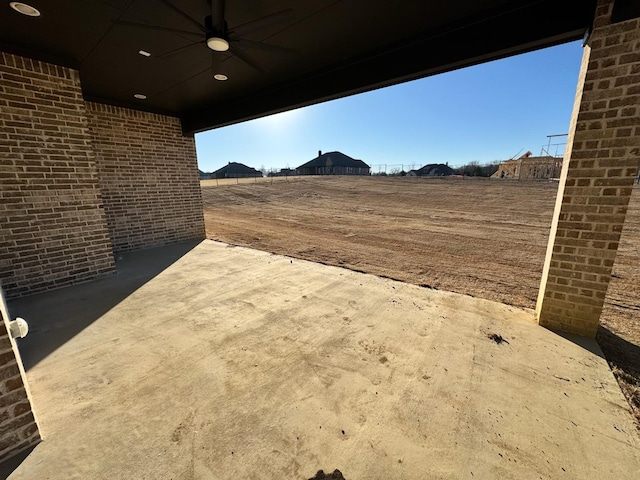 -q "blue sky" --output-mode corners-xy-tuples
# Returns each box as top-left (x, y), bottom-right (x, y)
(195, 40), (584, 173)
